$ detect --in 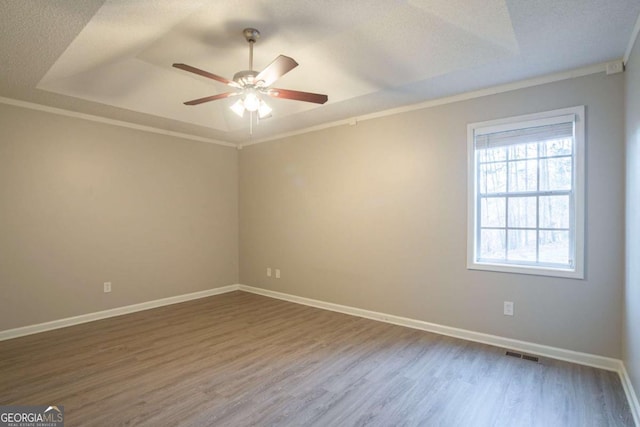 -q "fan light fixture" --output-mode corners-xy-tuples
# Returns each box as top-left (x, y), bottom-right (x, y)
(230, 89), (272, 119)
(243, 90), (260, 111)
